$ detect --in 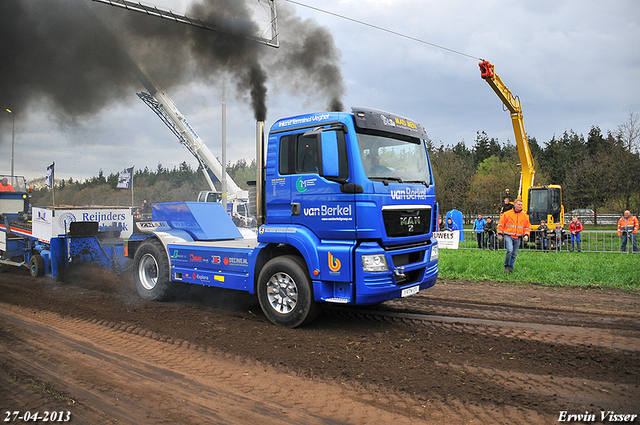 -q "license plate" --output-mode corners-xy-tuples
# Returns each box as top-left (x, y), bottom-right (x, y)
(401, 285), (419, 297)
